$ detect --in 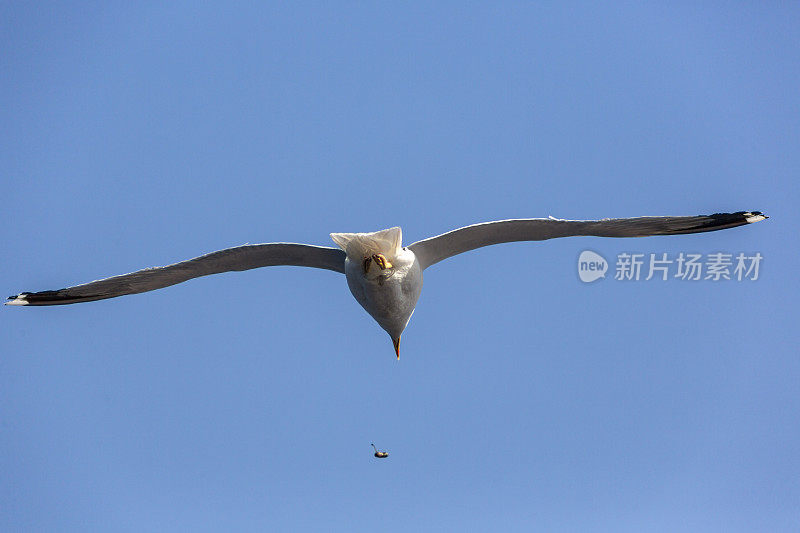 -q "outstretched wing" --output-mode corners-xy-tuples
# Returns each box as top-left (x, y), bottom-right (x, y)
(409, 211), (767, 270)
(7, 243), (346, 306)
